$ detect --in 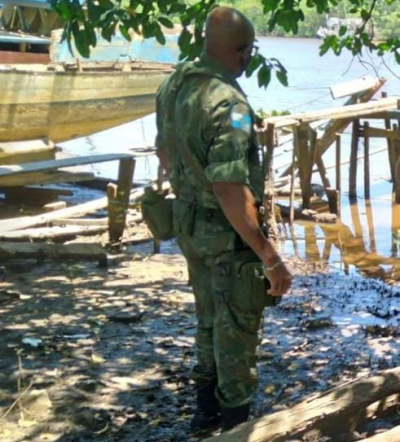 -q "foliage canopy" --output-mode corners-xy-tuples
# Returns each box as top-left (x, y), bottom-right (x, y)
(51, 0), (400, 88)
